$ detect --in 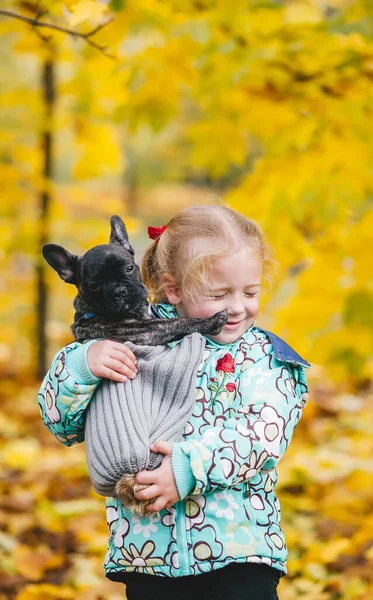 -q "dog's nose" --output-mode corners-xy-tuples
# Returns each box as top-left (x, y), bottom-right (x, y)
(115, 286), (127, 298)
